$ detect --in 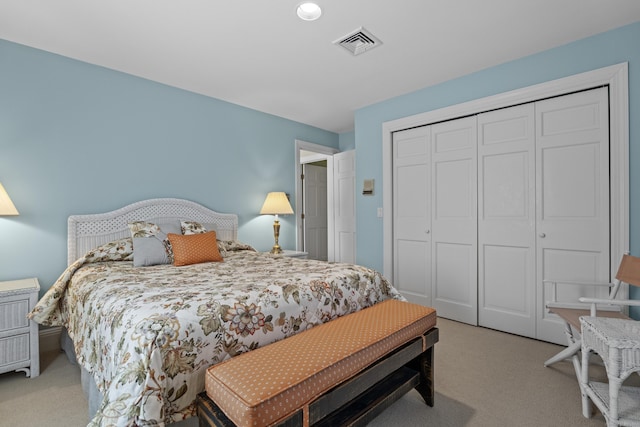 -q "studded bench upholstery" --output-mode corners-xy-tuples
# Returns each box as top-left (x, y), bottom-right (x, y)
(198, 299), (438, 427)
